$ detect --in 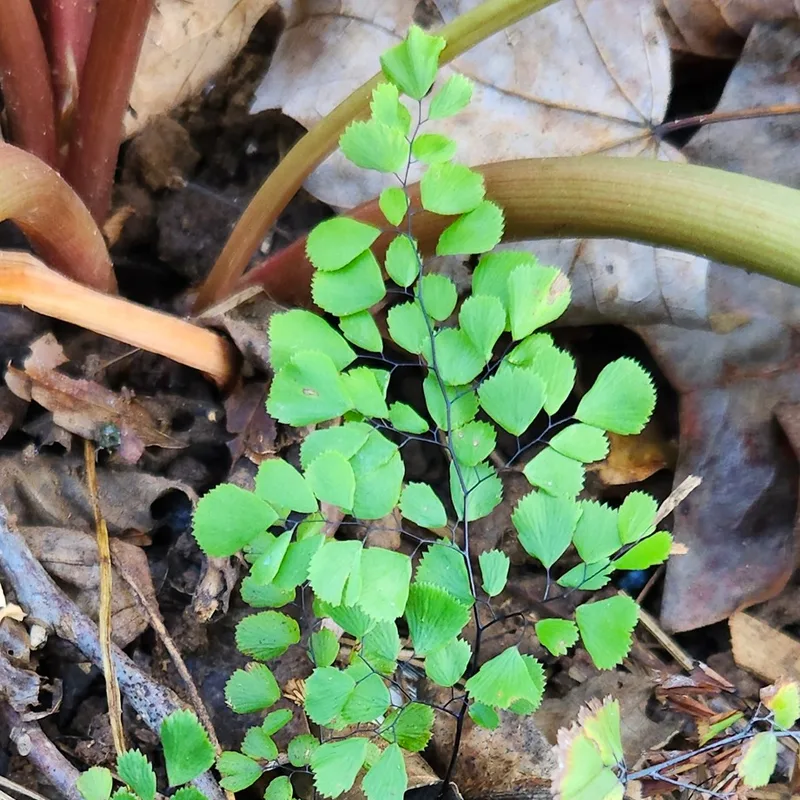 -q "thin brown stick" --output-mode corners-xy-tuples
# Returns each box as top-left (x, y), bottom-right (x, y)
(63, 0), (154, 222)
(117, 566), (221, 753)
(0, 142), (115, 292)
(0, 0), (57, 166)
(0, 252), (237, 388)
(0, 774), (50, 800)
(84, 437), (125, 756)
(653, 103), (800, 137)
